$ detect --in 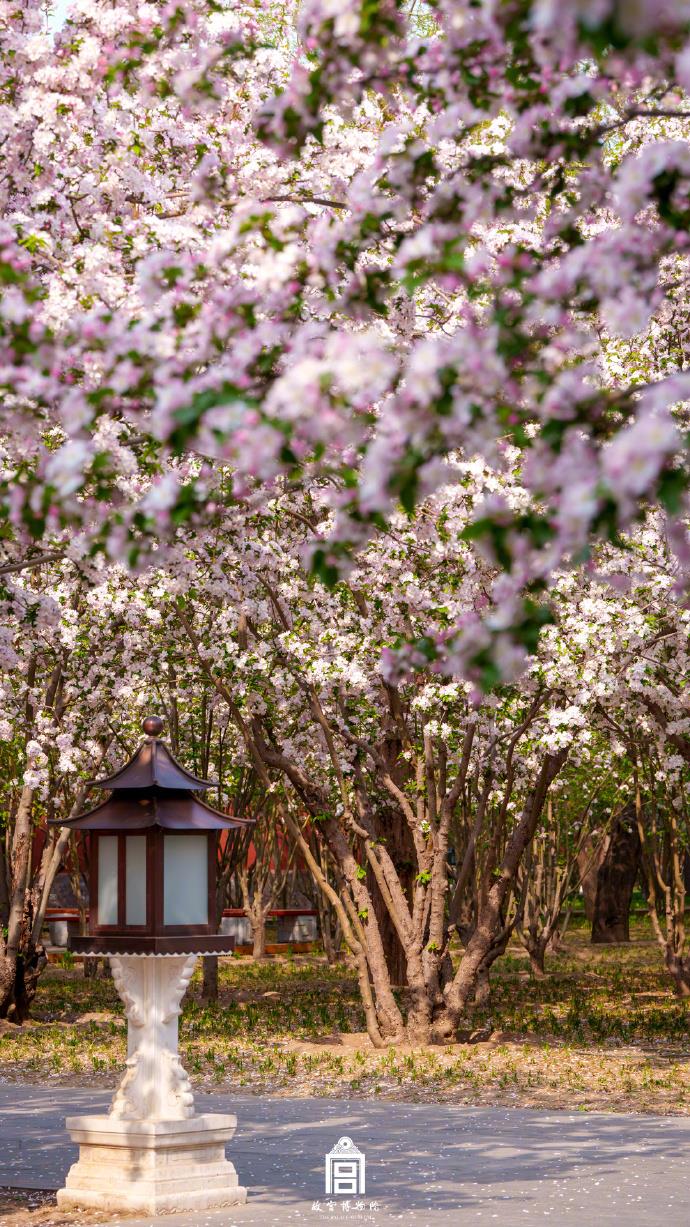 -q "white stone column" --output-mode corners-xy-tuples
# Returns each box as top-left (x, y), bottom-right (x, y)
(57, 955), (247, 1214)
(108, 954), (197, 1121)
